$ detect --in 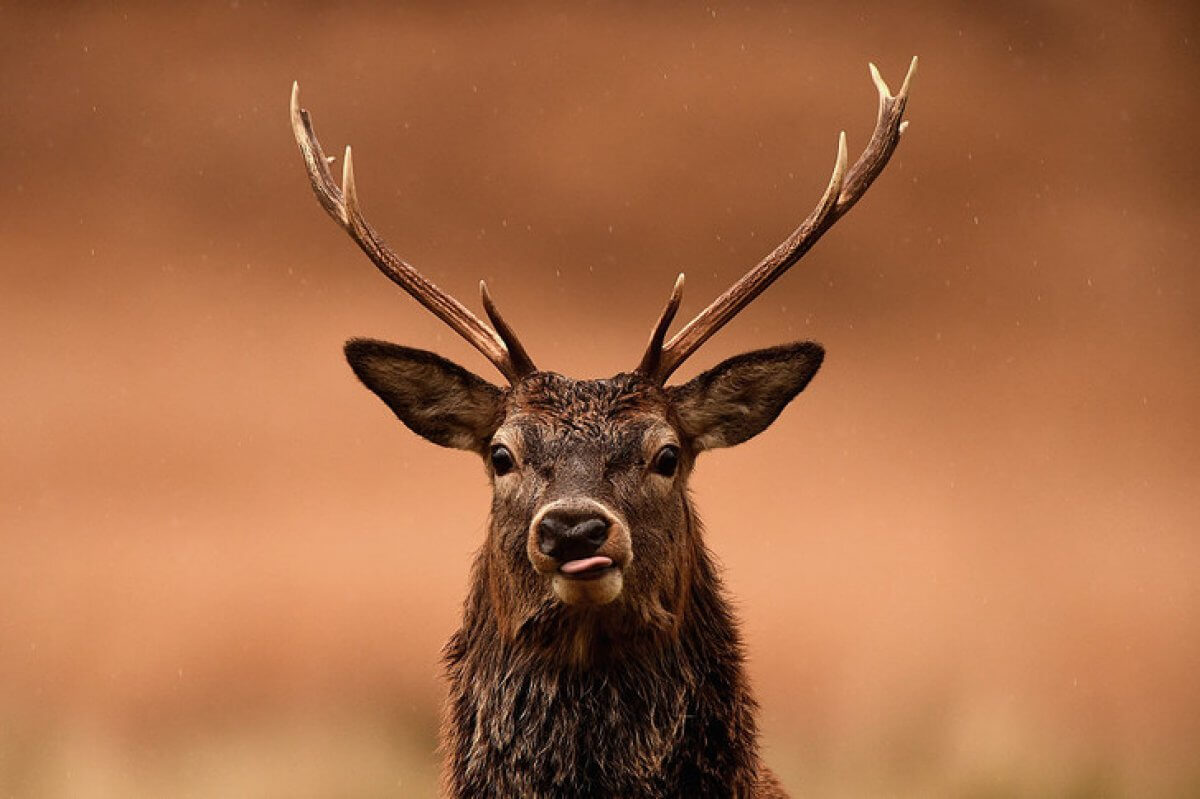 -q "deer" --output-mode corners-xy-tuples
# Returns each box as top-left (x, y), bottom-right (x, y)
(291, 57), (915, 799)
